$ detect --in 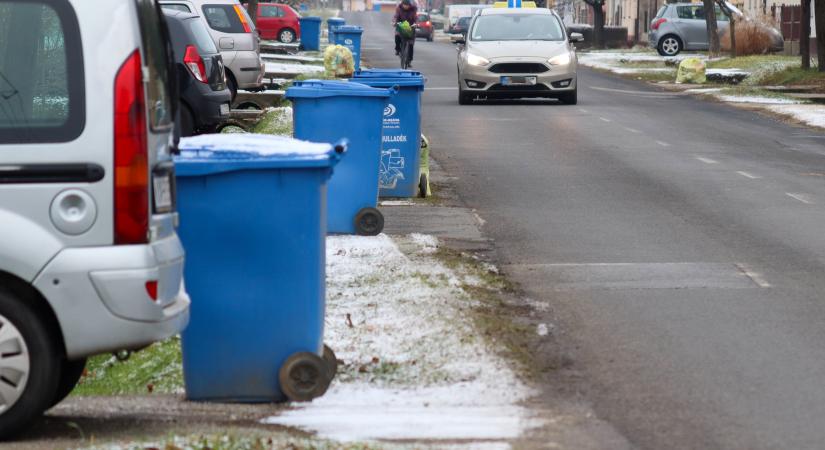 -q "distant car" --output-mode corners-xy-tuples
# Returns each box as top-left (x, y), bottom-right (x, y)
(649, 2), (783, 56)
(249, 2), (302, 43)
(164, 9), (232, 136)
(160, 0), (264, 98)
(456, 7), (581, 105)
(0, 0), (189, 437)
(449, 16), (471, 35)
(416, 12), (434, 41)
